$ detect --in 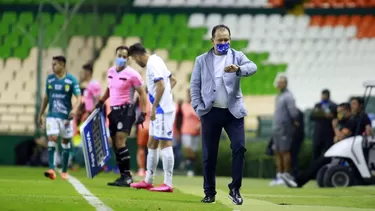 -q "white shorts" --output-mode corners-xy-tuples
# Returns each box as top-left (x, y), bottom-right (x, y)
(149, 112), (175, 141)
(46, 117), (74, 139)
(182, 135), (201, 152)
